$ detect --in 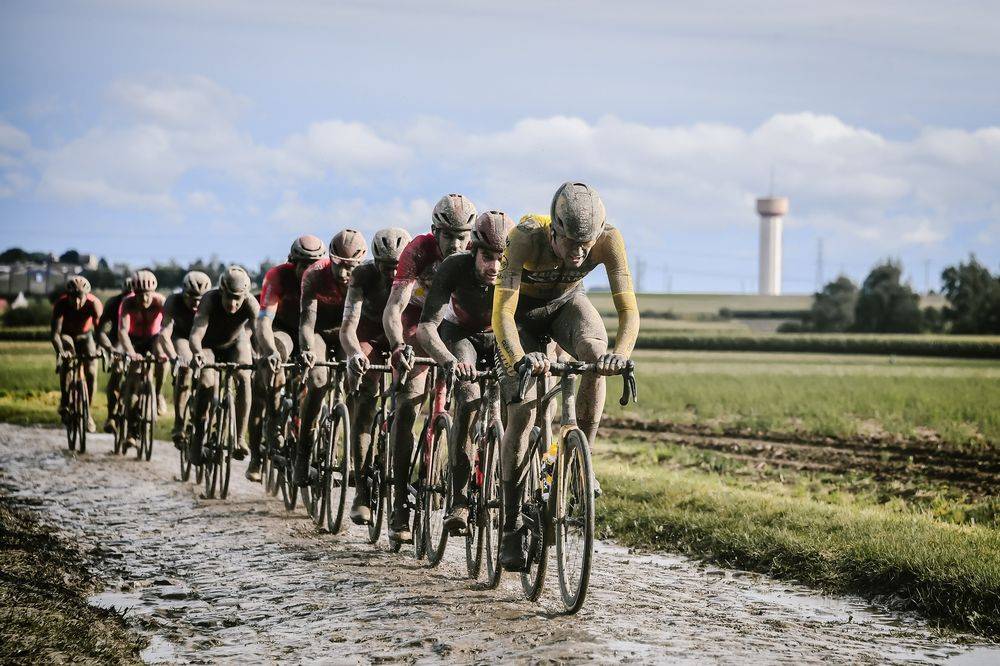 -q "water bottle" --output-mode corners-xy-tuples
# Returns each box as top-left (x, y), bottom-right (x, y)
(541, 439), (558, 500)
